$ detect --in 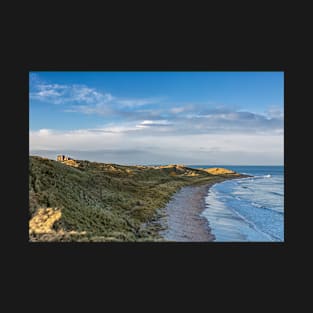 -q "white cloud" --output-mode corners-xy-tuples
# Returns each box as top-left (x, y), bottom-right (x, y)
(136, 120), (171, 128)
(266, 106), (284, 119)
(69, 85), (114, 104)
(170, 104), (195, 114)
(66, 104), (113, 116)
(142, 120), (170, 125)
(30, 79), (161, 115)
(30, 82), (114, 106)
(30, 126), (283, 165)
(173, 110), (284, 134)
(38, 128), (53, 135)
(30, 128), (124, 150)
(96, 125), (141, 133)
